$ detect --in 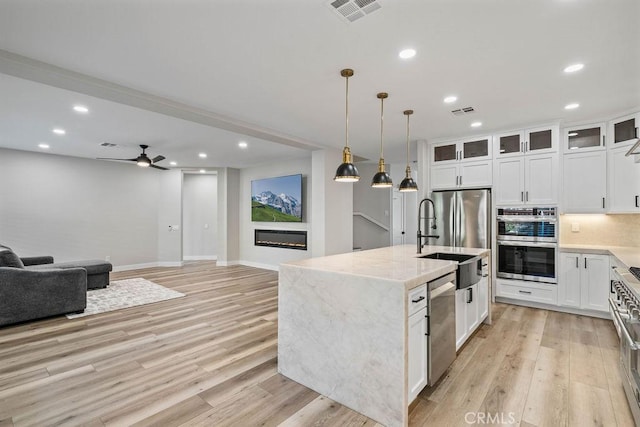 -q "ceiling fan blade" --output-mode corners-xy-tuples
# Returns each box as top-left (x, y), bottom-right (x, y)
(150, 164), (169, 171)
(152, 155), (165, 163)
(96, 157), (137, 162)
